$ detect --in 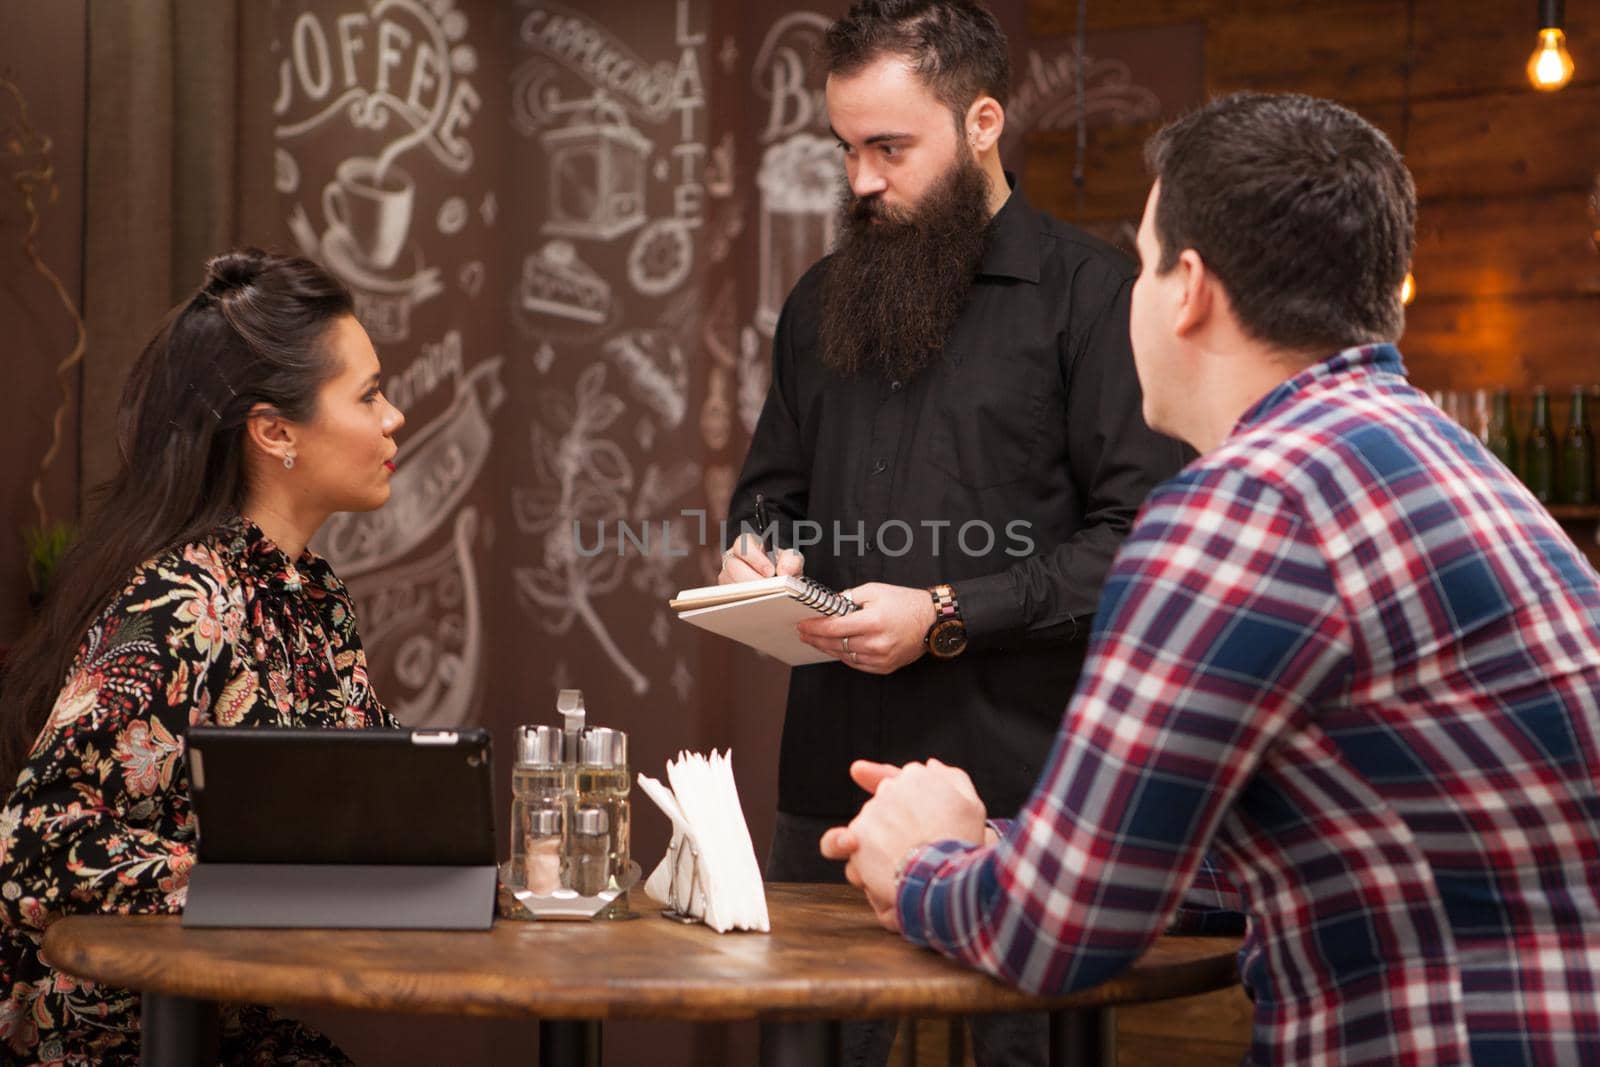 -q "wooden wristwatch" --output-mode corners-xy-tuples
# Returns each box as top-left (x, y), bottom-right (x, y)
(925, 583), (968, 659)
